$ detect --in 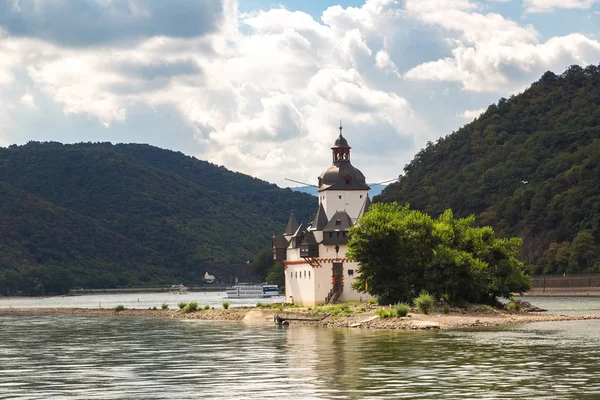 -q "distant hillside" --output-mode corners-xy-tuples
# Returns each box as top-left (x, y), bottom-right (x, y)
(0, 142), (315, 294)
(378, 65), (600, 274)
(291, 184), (387, 197)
